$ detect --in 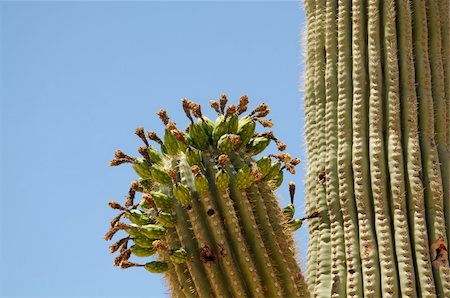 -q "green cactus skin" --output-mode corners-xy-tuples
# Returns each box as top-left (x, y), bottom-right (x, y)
(105, 95), (309, 297)
(304, 1), (450, 297)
